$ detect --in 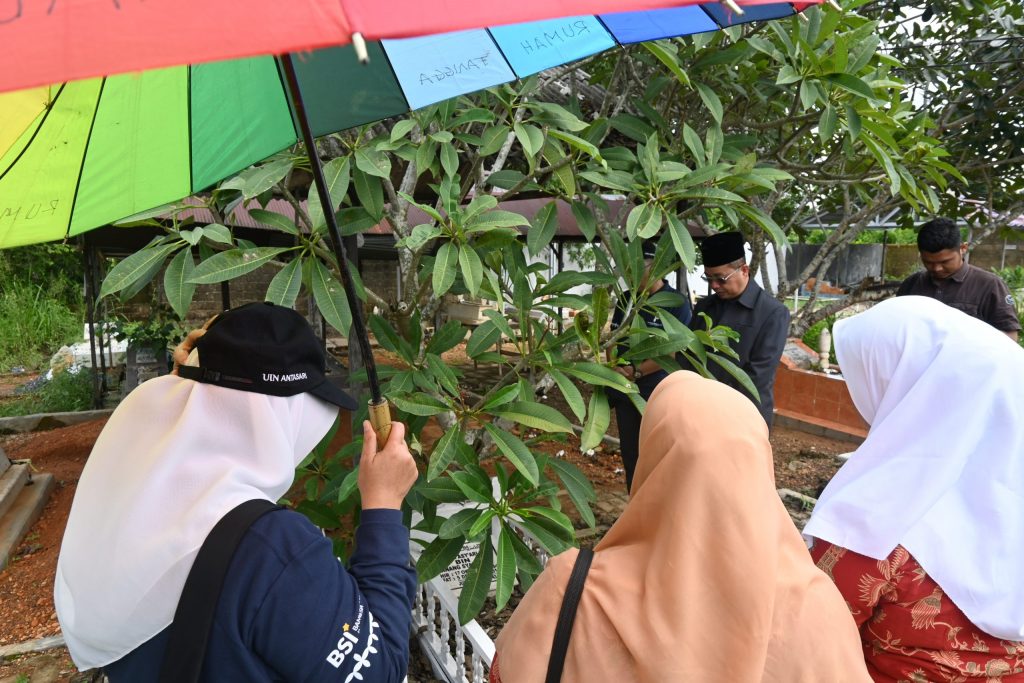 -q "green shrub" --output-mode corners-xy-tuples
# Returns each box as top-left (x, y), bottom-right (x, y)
(0, 279), (84, 372)
(802, 316), (837, 365)
(0, 245), (84, 372)
(995, 266), (1024, 291)
(0, 368), (94, 417)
